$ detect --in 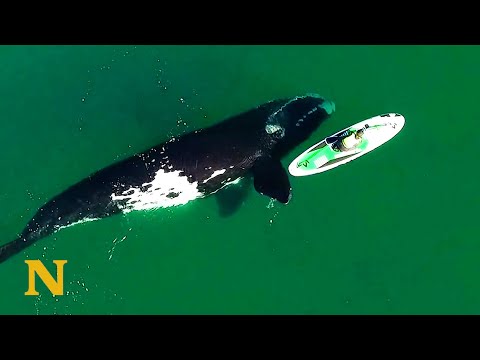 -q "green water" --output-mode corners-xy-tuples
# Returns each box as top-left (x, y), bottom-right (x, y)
(0, 45), (478, 315)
